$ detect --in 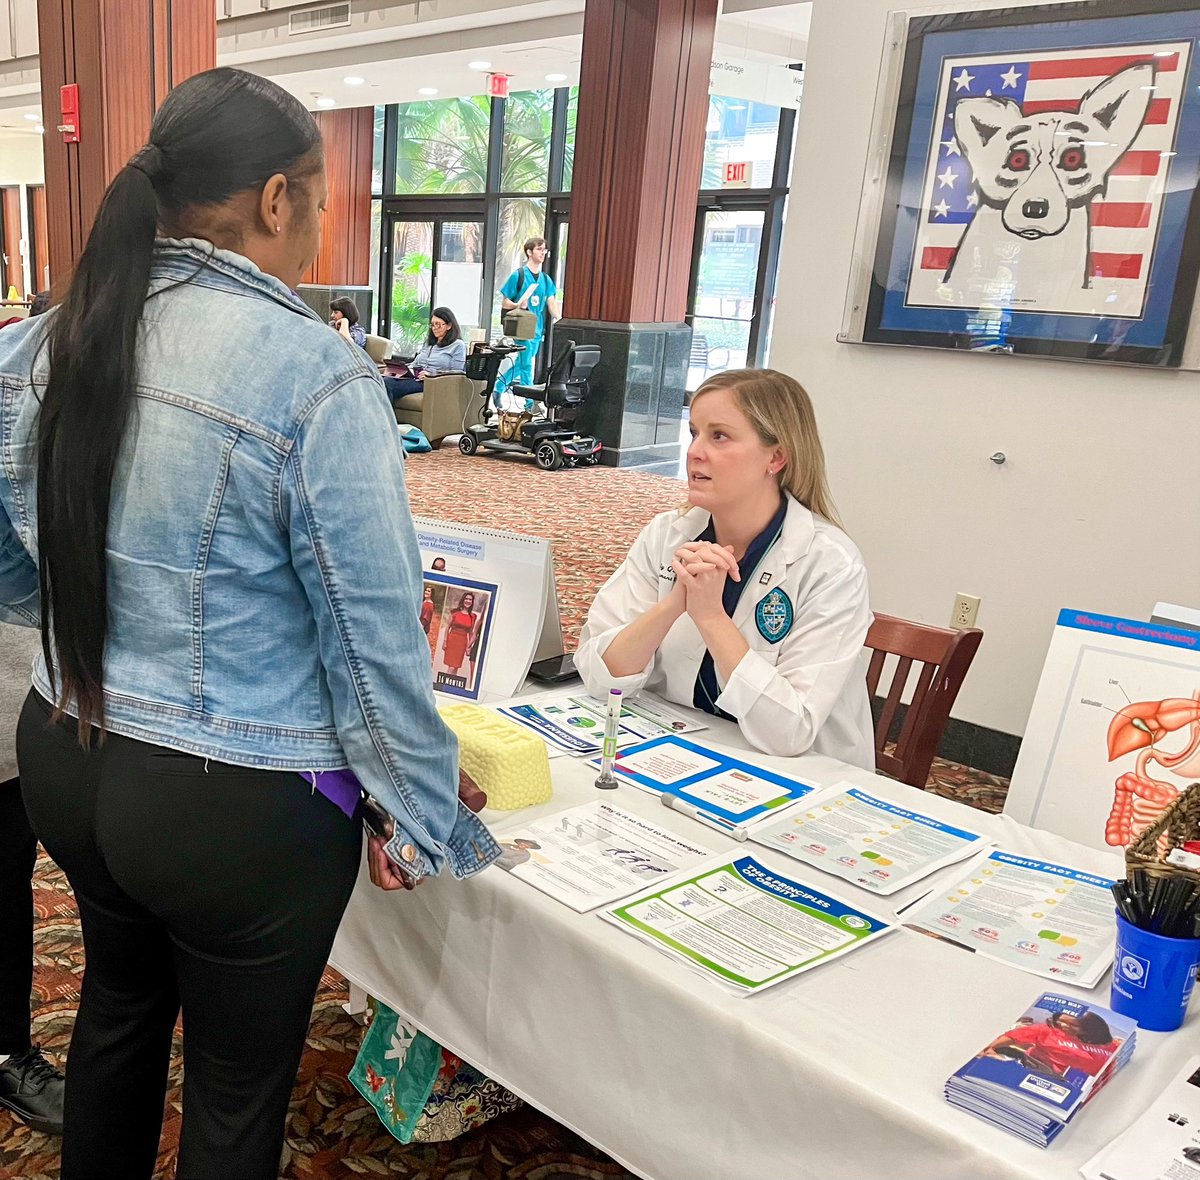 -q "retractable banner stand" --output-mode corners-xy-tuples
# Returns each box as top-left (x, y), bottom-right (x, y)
(1005, 609), (1200, 851)
(413, 518), (558, 701)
